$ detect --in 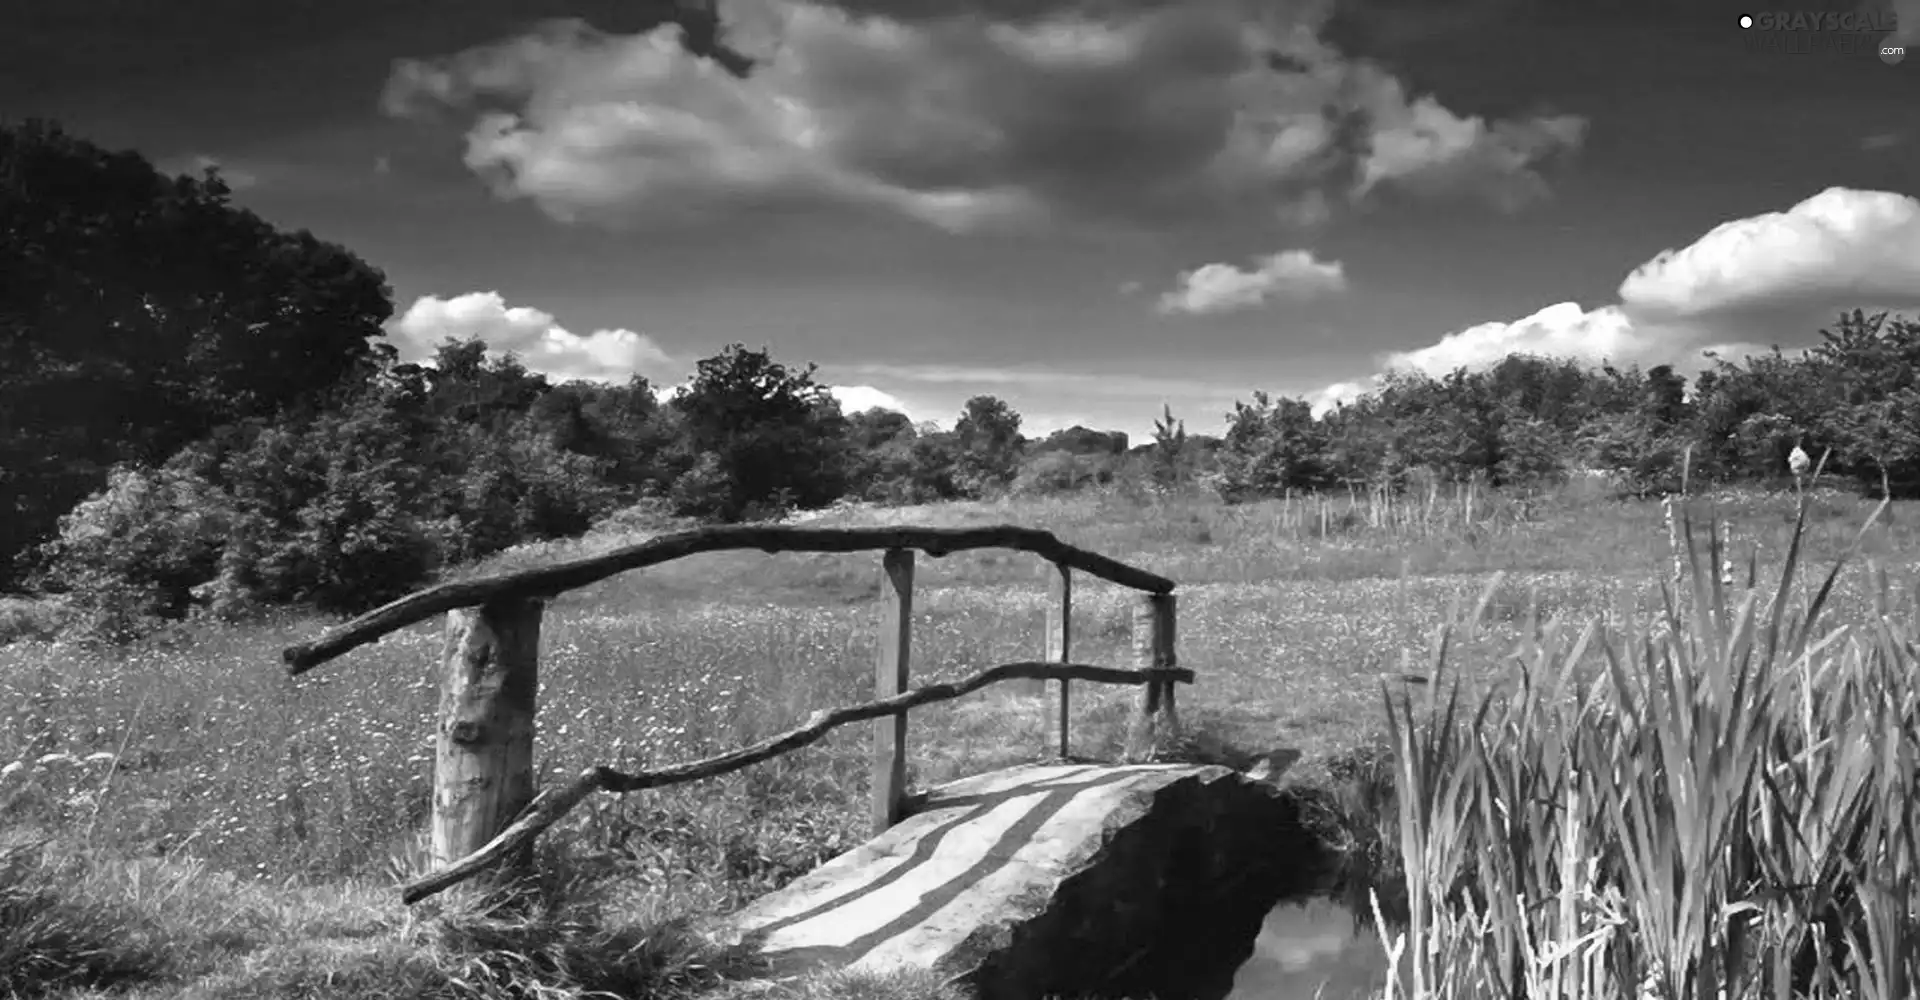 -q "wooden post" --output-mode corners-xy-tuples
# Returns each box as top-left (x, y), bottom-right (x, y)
(1124, 592), (1179, 761)
(1043, 563), (1072, 759)
(871, 548), (914, 835)
(432, 597), (542, 874)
